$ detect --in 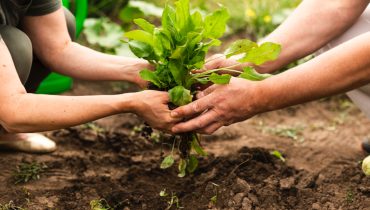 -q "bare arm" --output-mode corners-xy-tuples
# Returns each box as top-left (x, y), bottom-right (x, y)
(21, 8), (149, 87)
(259, 0), (369, 73)
(171, 32), (370, 134)
(0, 40), (176, 133)
(206, 0), (369, 74)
